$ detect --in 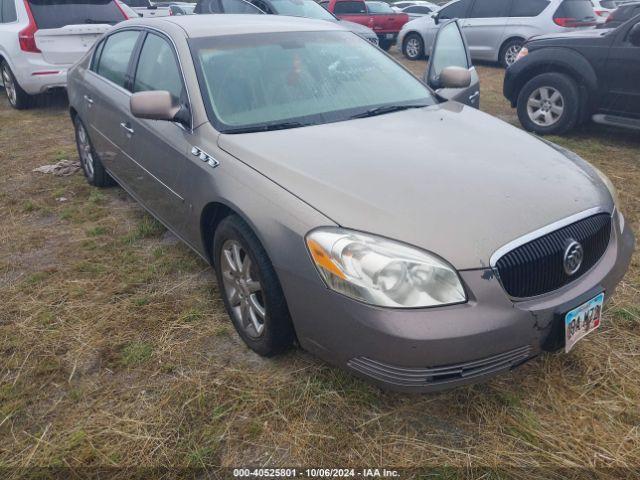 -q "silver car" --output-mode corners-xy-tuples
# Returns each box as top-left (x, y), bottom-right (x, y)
(401, 2), (441, 19)
(399, 0), (598, 66)
(67, 15), (633, 392)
